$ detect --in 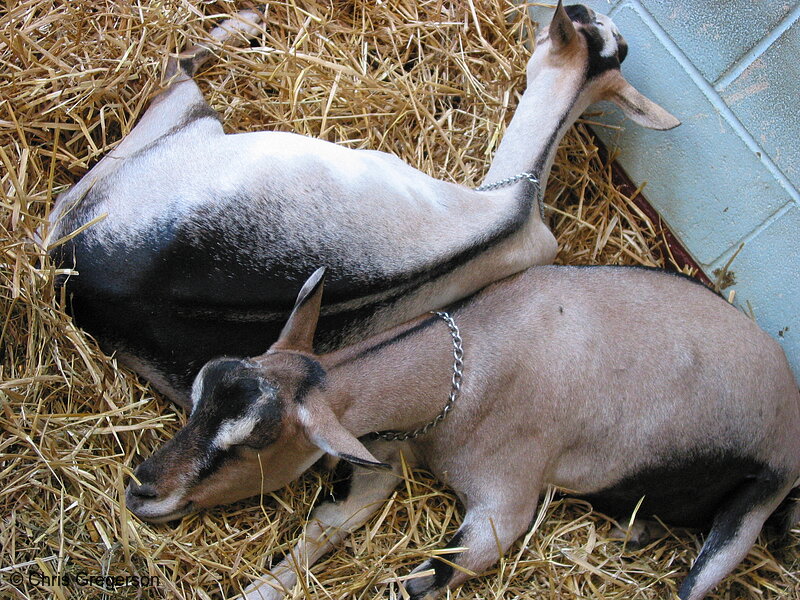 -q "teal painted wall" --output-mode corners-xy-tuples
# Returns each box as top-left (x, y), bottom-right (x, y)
(531, 1), (800, 379)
